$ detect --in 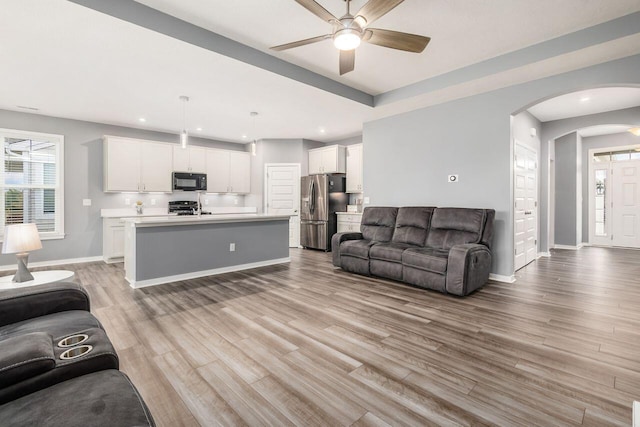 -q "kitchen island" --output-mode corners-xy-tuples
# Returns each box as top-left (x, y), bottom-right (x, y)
(123, 214), (290, 288)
